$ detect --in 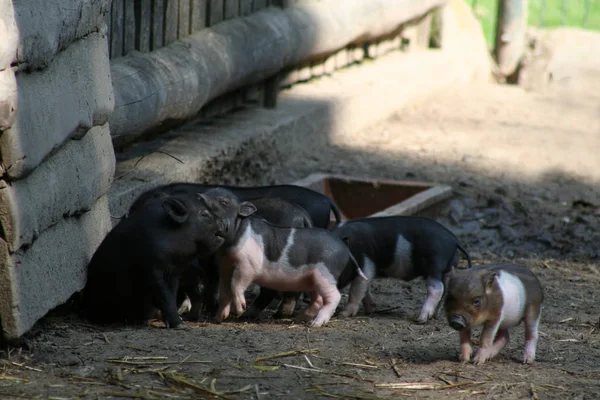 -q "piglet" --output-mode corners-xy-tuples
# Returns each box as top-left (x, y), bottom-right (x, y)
(331, 216), (472, 323)
(83, 194), (225, 328)
(444, 263), (544, 364)
(199, 188), (367, 327)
